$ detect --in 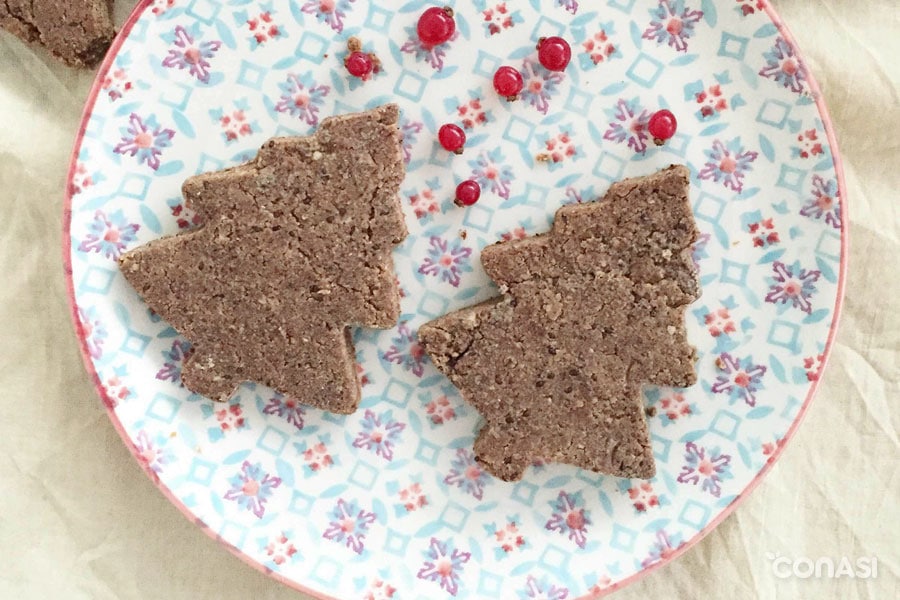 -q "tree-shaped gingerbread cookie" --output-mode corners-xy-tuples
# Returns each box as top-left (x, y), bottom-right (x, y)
(120, 104), (407, 414)
(419, 165), (701, 481)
